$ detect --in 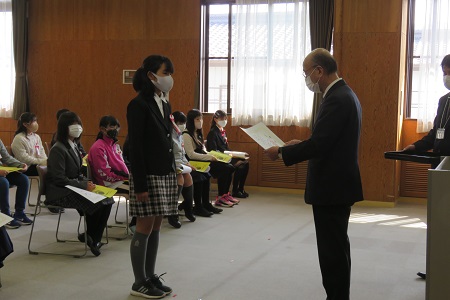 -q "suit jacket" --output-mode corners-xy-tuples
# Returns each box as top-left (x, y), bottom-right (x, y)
(127, 92), (176, 193)
(206, 125), (230, 152)
(282, 79), (363, 206)
(46, 141), (88, 203)
(414, 92), (450, 155)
